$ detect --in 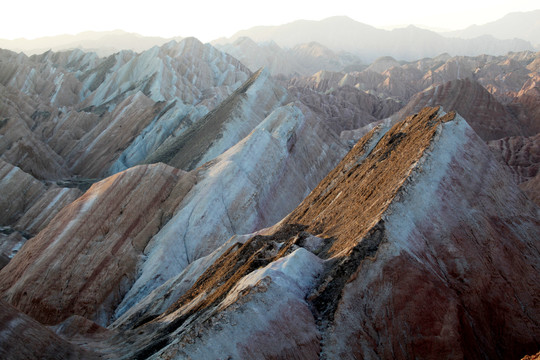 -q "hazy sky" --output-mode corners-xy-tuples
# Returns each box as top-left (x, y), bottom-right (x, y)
(3, 0), (539, 41)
